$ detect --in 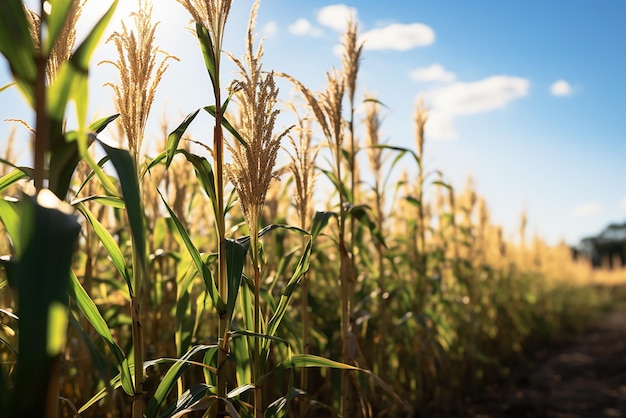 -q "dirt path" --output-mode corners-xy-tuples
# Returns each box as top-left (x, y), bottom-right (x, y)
(472, 308), (626, 418)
